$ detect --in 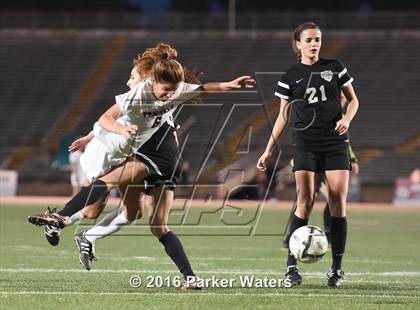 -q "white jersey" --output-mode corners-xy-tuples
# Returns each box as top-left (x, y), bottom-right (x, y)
(80, 79), (201, 181)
